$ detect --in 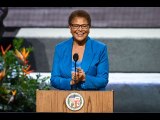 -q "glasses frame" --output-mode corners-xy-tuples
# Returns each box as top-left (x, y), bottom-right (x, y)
(70, 24), (89, 30)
